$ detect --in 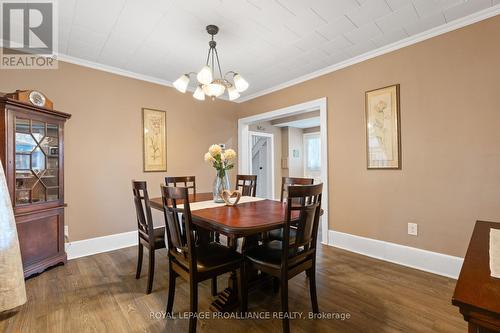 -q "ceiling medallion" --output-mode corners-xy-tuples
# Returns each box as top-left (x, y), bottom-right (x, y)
(173, 25), (249, 101)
